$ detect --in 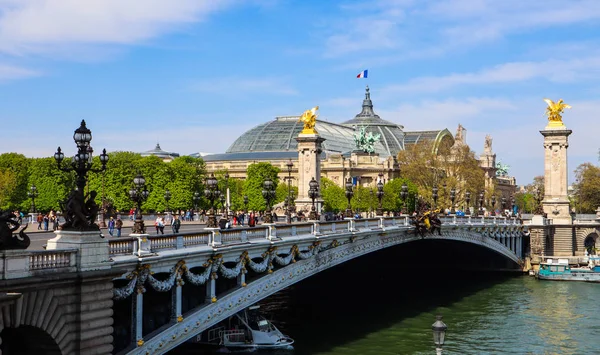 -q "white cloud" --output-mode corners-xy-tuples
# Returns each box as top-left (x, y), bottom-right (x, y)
(0, 0), (234, 56)
(189, 77), (298, 96)
(381, 56), (600, 94)
(323, 0), (600, 58)
(0, 63), (39, 80)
